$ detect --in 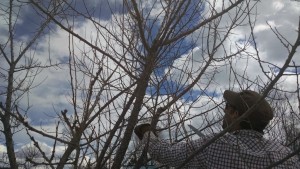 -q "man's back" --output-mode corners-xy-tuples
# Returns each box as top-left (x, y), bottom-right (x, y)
(190, 130), (300, 169)
(145, 130), (300, 168)
(191, 130), (299, 168)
